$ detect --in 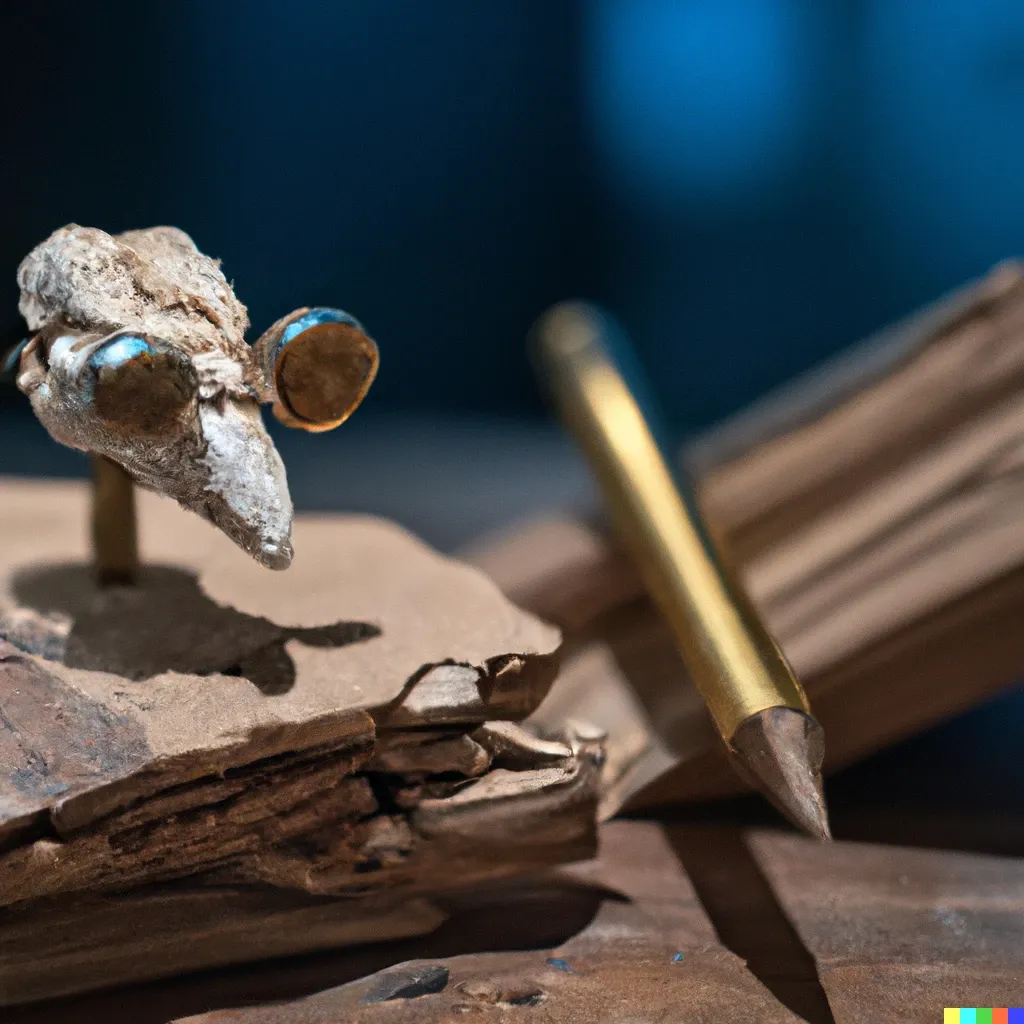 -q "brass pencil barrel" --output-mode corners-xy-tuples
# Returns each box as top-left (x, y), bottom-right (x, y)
(533, 303), (807, 739)
(533, 303), (829, 836)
